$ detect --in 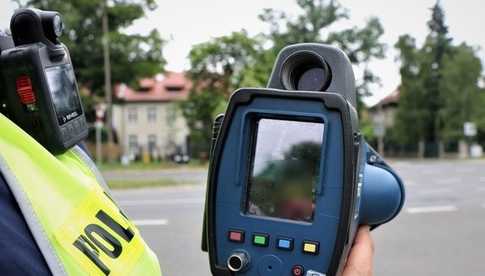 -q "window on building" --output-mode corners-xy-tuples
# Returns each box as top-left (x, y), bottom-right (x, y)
(128, 135), (138, 153)
(147, 106), (157, 122)
(148, 134), (157, 153)
(128, 107), (138, 123)
(167, 104), (177, 127)
(165, 85), (184, 92)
